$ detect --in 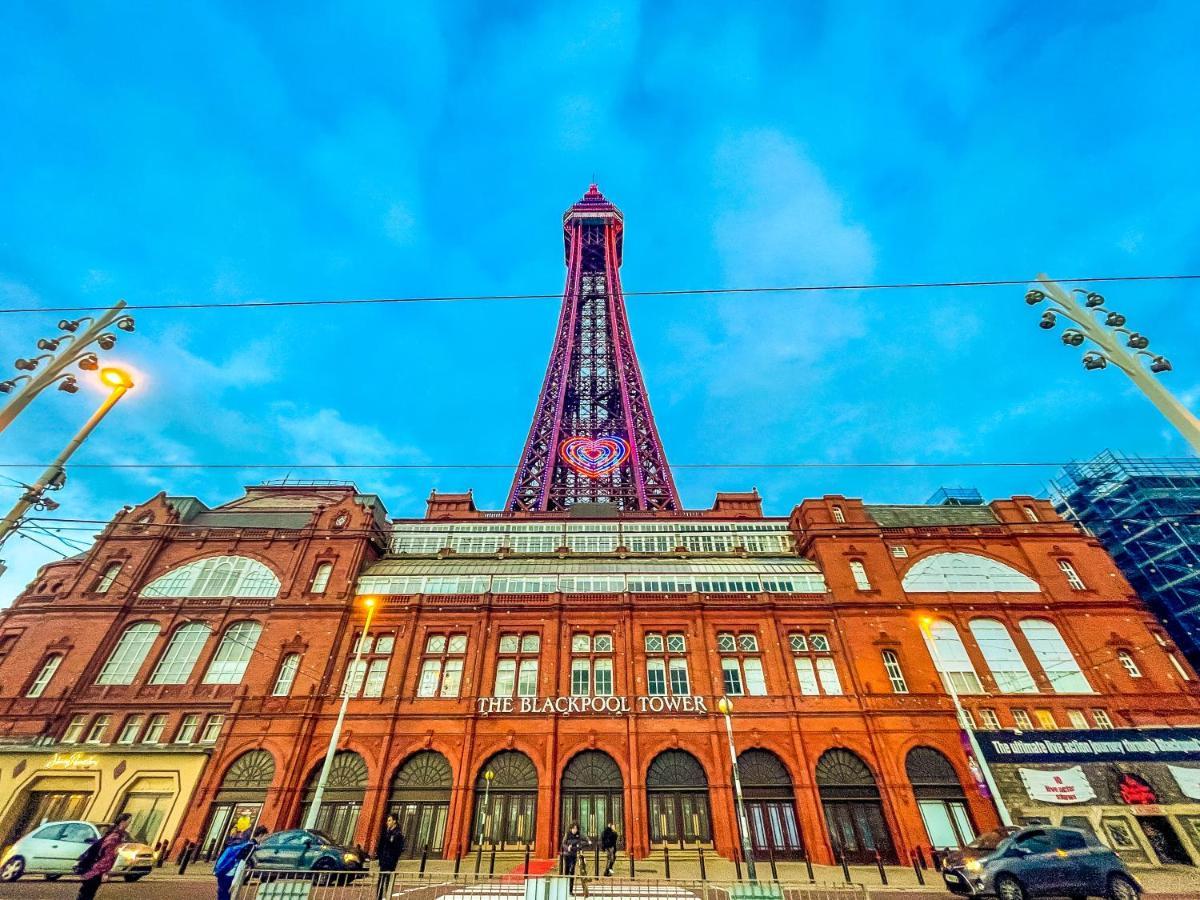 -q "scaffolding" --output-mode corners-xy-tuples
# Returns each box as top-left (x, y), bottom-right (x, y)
(1053, 451), (1200, 669)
